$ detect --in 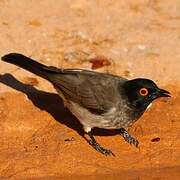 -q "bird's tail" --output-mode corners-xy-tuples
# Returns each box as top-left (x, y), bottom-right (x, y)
(1, 53), (50, 80)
